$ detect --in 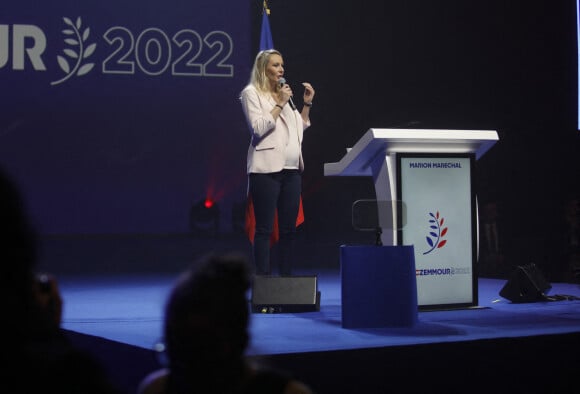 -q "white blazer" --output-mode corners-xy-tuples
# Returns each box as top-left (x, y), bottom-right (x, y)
(240, 85), (310, 174)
